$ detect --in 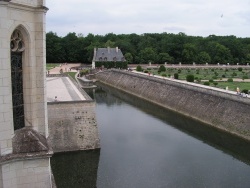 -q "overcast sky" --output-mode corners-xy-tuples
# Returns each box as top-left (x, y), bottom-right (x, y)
(46, 0), (250, 38)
